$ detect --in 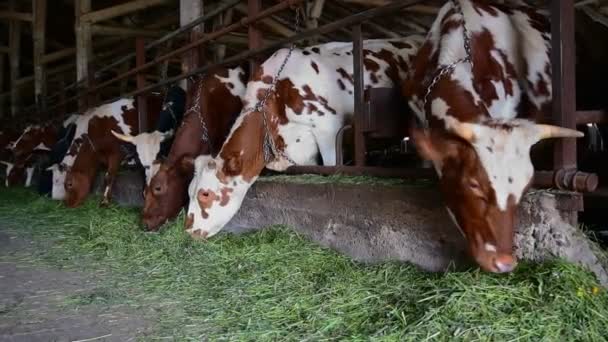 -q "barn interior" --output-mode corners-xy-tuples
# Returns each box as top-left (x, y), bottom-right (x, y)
(2, 0), (608, 340)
